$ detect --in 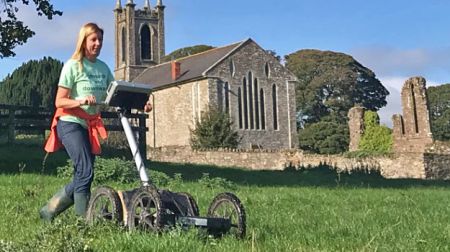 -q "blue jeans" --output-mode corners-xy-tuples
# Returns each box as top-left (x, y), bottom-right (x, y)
(56, 120), (95, 197)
